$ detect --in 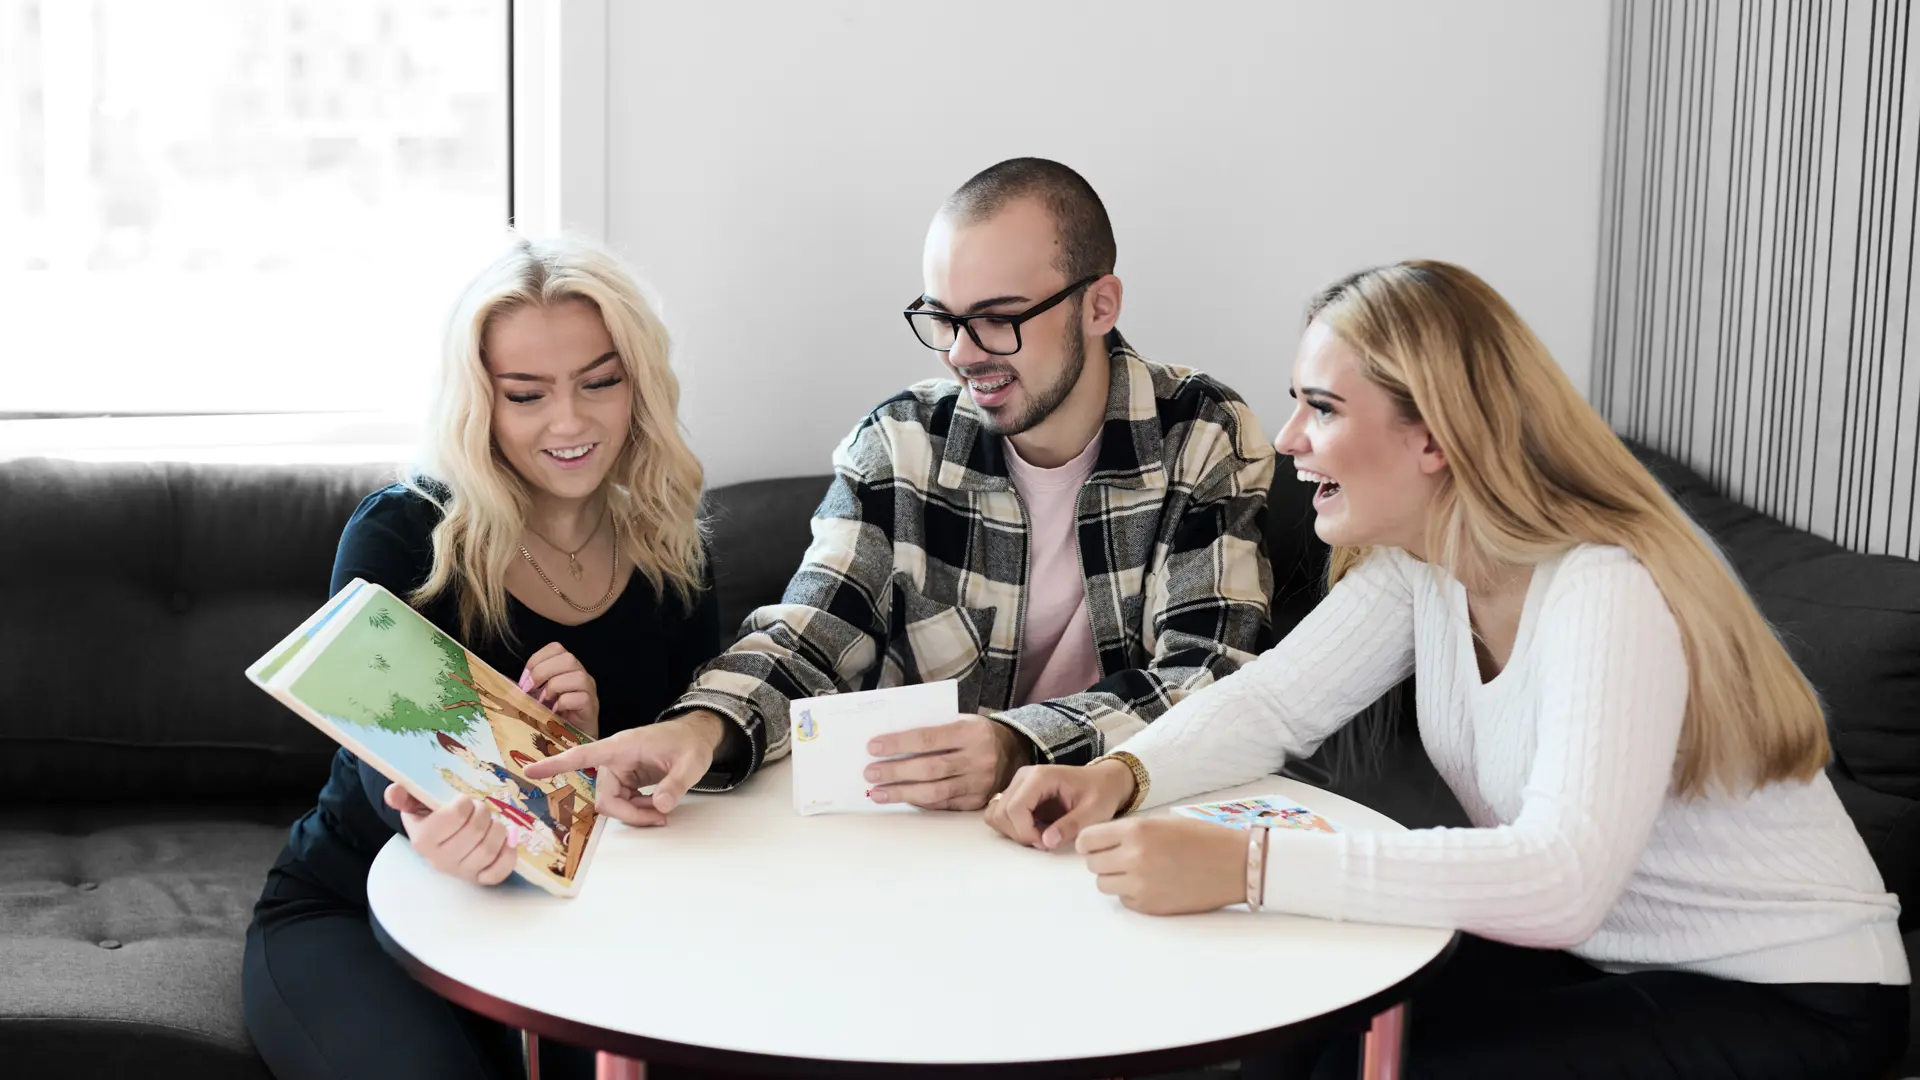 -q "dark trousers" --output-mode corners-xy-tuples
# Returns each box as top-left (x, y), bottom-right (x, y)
(1243, 934), (1909, 1080)
(242, 869), (601, 1080)
(242, 870), (748, 1080)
